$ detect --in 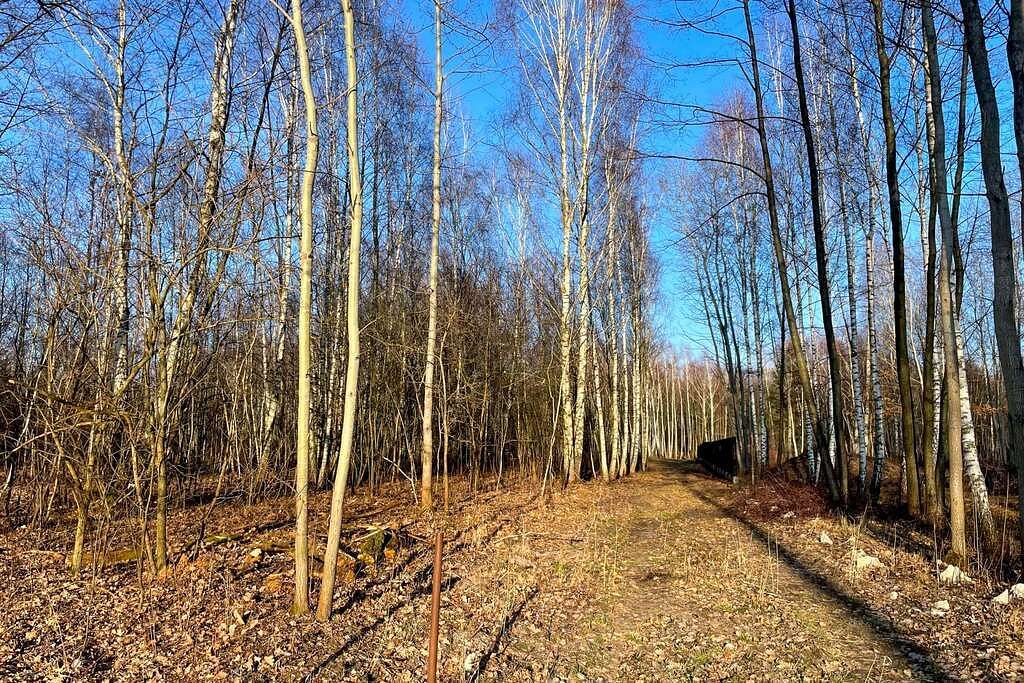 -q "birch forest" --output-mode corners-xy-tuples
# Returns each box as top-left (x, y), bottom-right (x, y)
(2, 0), (1024, 679)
